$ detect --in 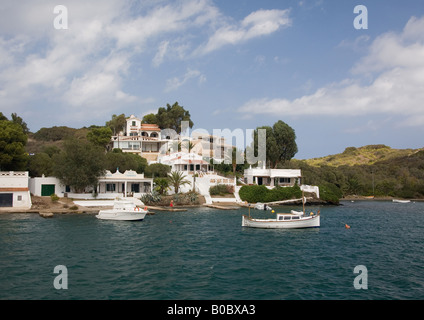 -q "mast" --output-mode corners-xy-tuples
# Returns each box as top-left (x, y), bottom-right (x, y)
(302, 190), (305, 214)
